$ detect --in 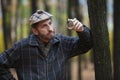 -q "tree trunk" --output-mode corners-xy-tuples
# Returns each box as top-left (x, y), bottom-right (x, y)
(1, 0), (12, 49)
(1, 0), (8, 49)
(67, 0), (84, 79)
(67, 0), (73, 36)
(29, 0), (38, 34)
(74, 0), (83, 21)
(113, 0), (120, 80)
(43, 0), (50, 12)
(31, 0), (37, 14)
(11, 0), (20, 43)
(87, 0), (112, 80)
(67, 0), (73, 80)
(74, 0), (83, 80)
